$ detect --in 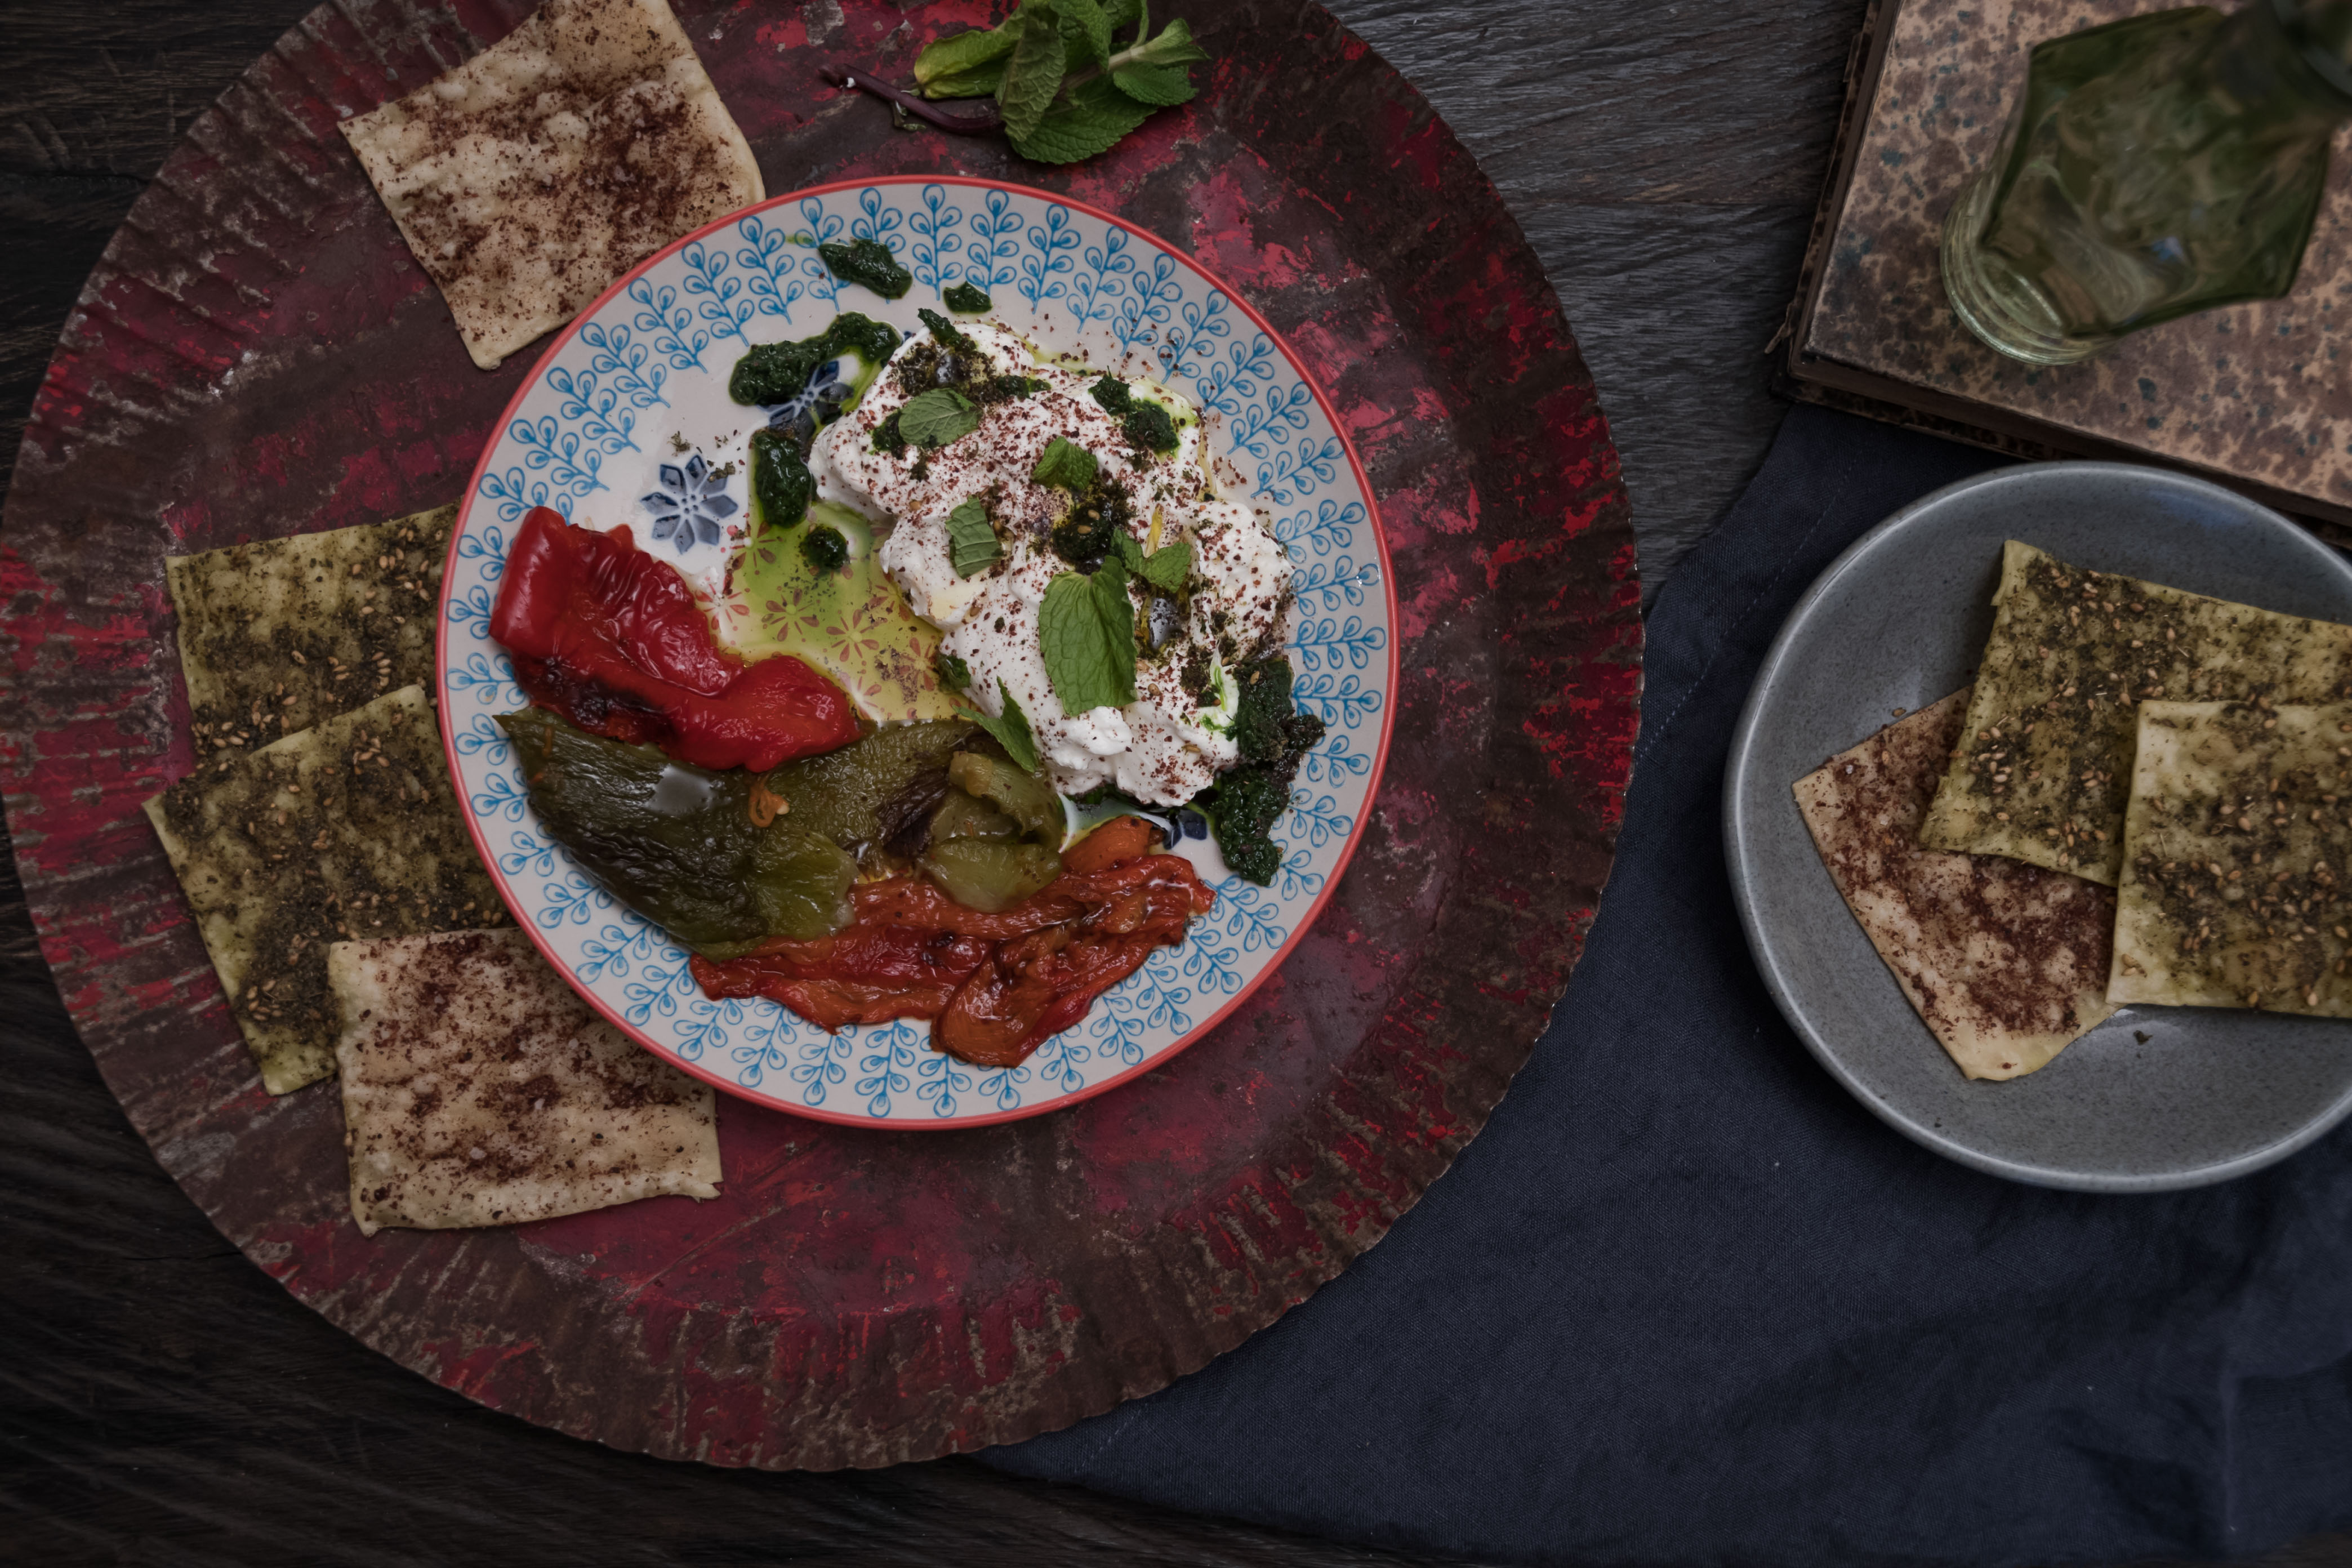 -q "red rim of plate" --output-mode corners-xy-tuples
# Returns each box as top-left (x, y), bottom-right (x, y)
(439, 175), (1398, 1131)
